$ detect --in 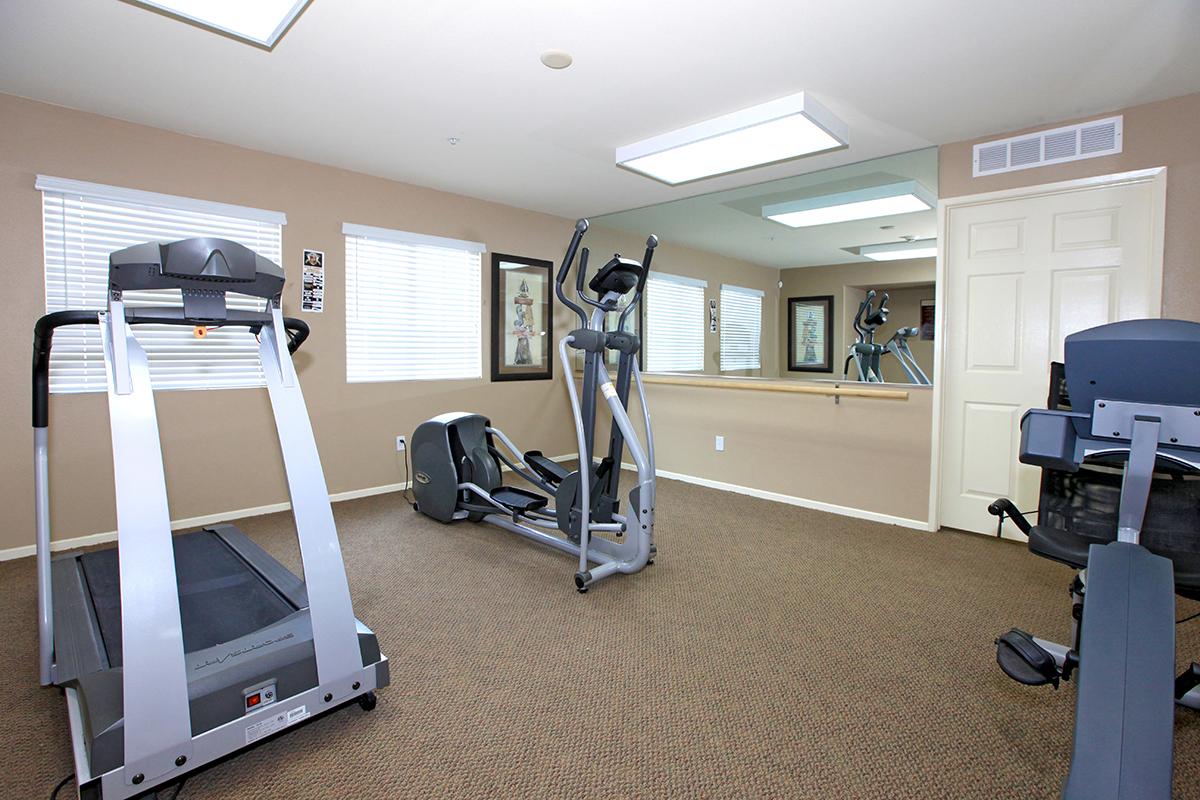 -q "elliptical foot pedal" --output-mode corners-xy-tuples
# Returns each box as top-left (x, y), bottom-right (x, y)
(1177, 662), (1200, 707)
(995, 629), (1061, 688)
